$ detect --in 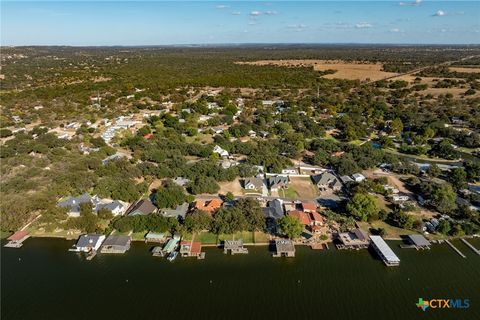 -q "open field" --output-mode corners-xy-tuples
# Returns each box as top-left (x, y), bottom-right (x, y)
(449, 67), (480, 73)
(289, 177), (319, 199)
(217, 178), (244, 196)
(236, 59), (397, 81)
